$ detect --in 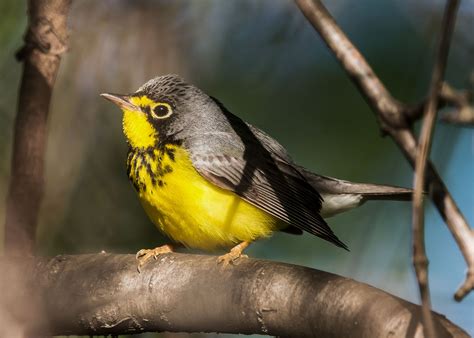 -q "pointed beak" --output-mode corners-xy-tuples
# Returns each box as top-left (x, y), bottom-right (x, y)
(100, 93), (140, 111)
